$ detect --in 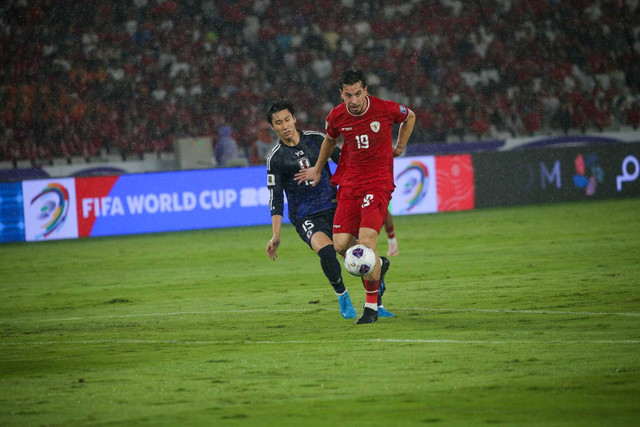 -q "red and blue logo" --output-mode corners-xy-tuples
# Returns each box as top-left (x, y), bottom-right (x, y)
(573, 153), (603, 196)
